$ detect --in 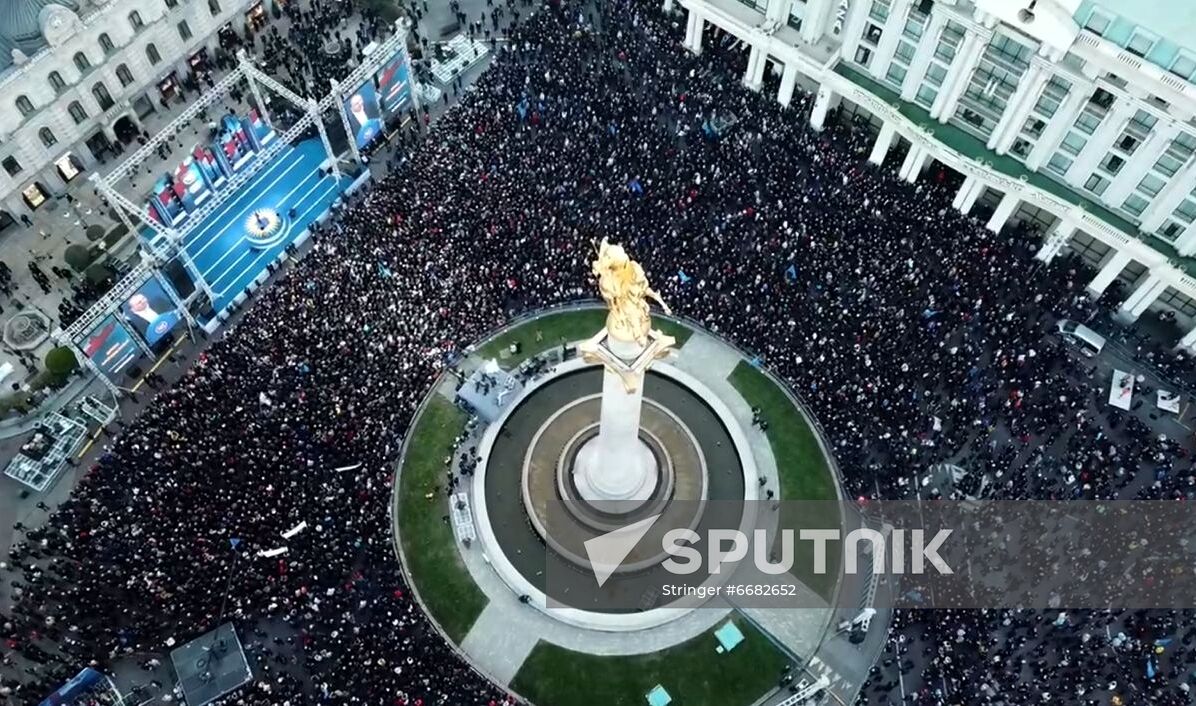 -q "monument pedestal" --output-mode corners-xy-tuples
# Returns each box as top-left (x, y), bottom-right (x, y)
(572, 329), (674, 514)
